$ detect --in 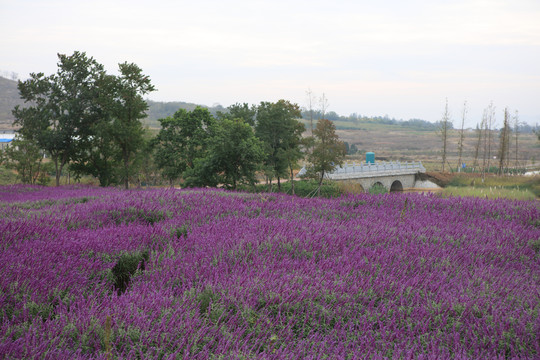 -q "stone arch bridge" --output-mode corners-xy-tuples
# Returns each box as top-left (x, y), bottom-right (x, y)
(299, 161), (426, 192)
